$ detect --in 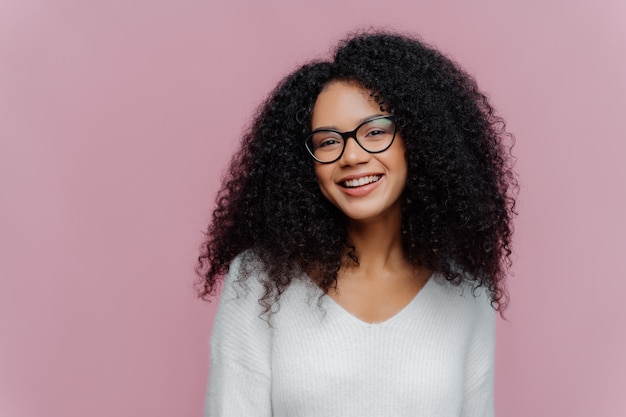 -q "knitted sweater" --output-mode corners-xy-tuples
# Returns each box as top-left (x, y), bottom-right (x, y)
(206, 254), (495, 417)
